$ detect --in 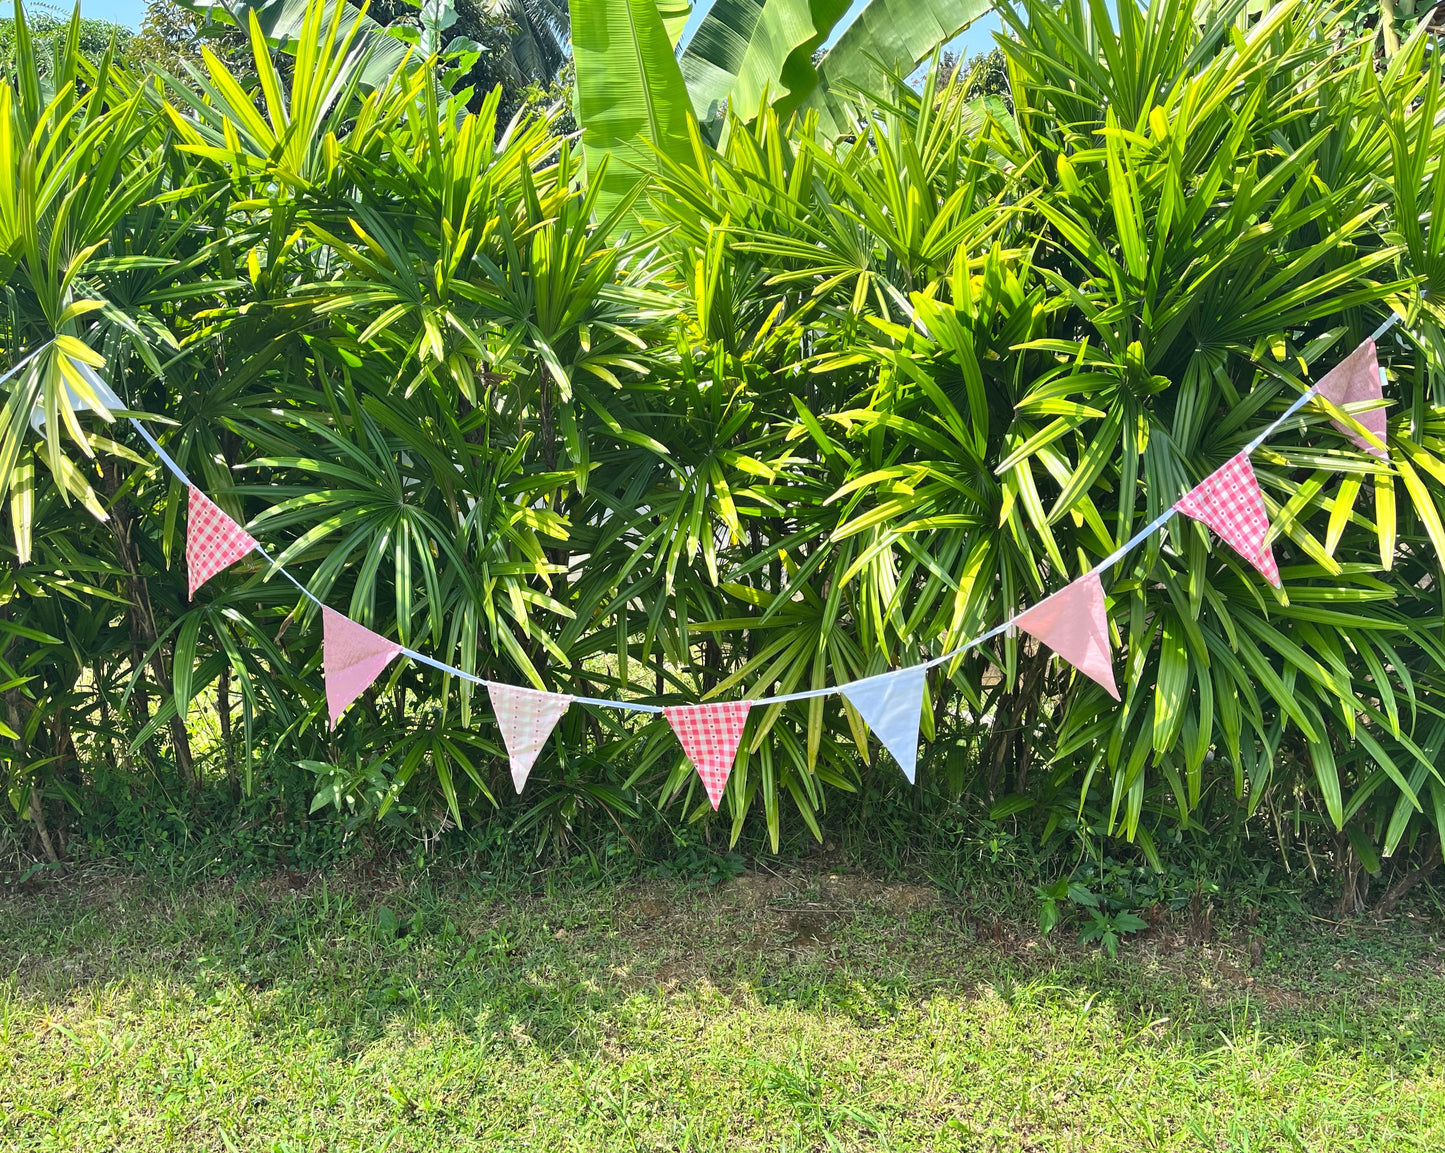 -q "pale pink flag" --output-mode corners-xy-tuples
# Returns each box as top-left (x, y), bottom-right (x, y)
(1015, 571), (1119, 700)
(664, 702), (752, 809)
(1173, 452), (1281, 587)
(1315, 338), (1388, 458)
(487, 682), (572, 793)
(322, 606), (402, 727)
